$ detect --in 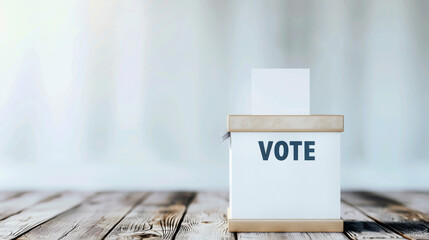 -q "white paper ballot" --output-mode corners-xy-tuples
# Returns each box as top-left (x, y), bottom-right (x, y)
(251, 68), (310, 115)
